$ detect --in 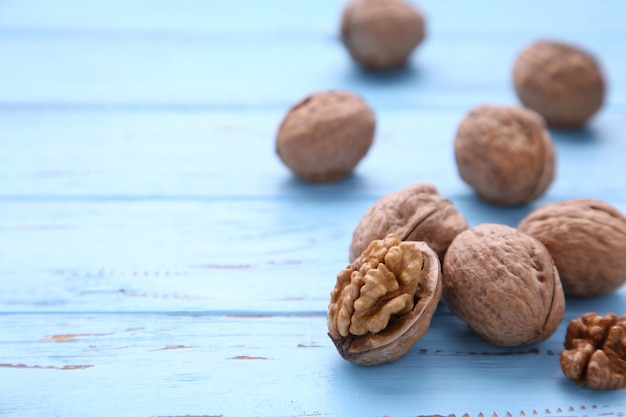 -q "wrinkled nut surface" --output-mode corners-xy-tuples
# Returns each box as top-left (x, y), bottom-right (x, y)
(340, 0), (426, 70)
(561, 312), (626, 390)
(443, 224), (565, 347)
(349, 182), (468, 263)
(328, 234), (442, 365)
(276, 90), (375, 183)
(518, 198), (626, 298)
(513, 40), (605, 128)
(454, 104), (555, 206)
